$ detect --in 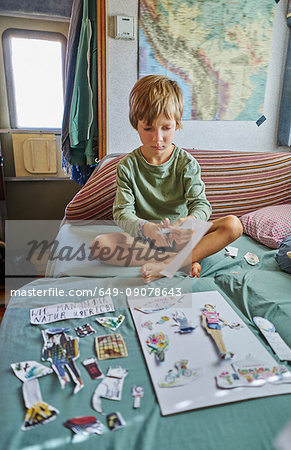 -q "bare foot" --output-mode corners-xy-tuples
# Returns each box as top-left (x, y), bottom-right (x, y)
(141, 262), (167, 284)
(190, 262), (201, 278)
